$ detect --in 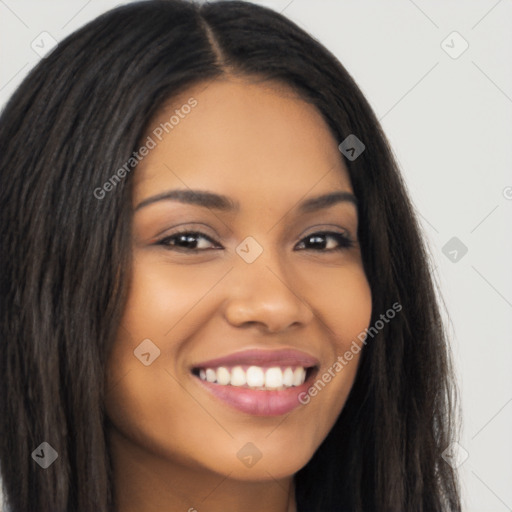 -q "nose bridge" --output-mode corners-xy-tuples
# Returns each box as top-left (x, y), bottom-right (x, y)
(222, 239), (314, 331)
